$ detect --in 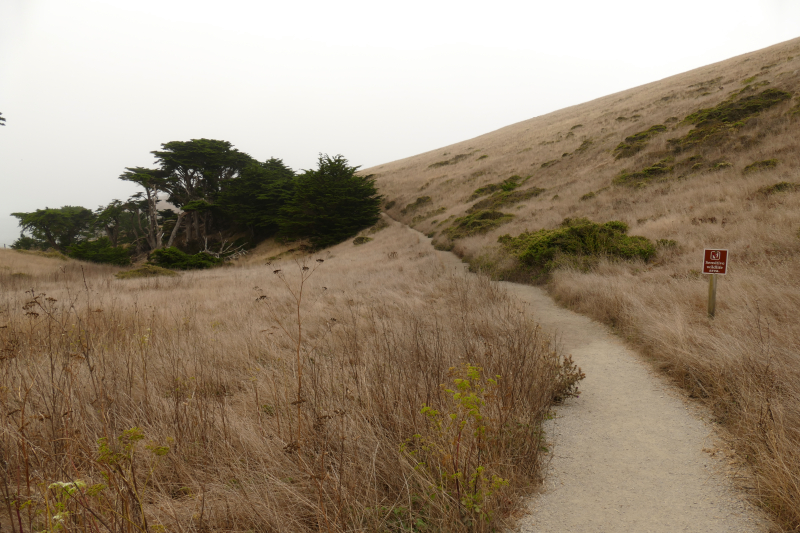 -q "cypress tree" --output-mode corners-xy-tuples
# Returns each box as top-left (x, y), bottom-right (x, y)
(278, 154), (382, 248)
